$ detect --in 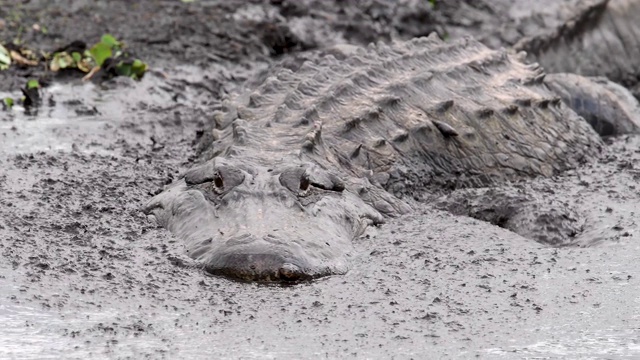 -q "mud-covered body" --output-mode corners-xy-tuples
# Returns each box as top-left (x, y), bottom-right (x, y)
(545, 73), (640, 136)
(204, 36), (601, 190)
(145, 35), (603, 281)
